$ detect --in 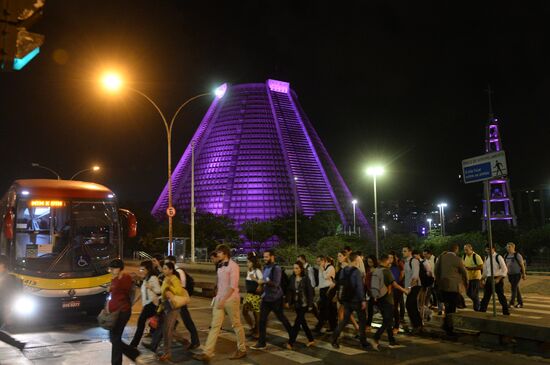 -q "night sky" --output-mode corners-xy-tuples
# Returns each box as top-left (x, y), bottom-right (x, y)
(1, 1), (549, 215)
